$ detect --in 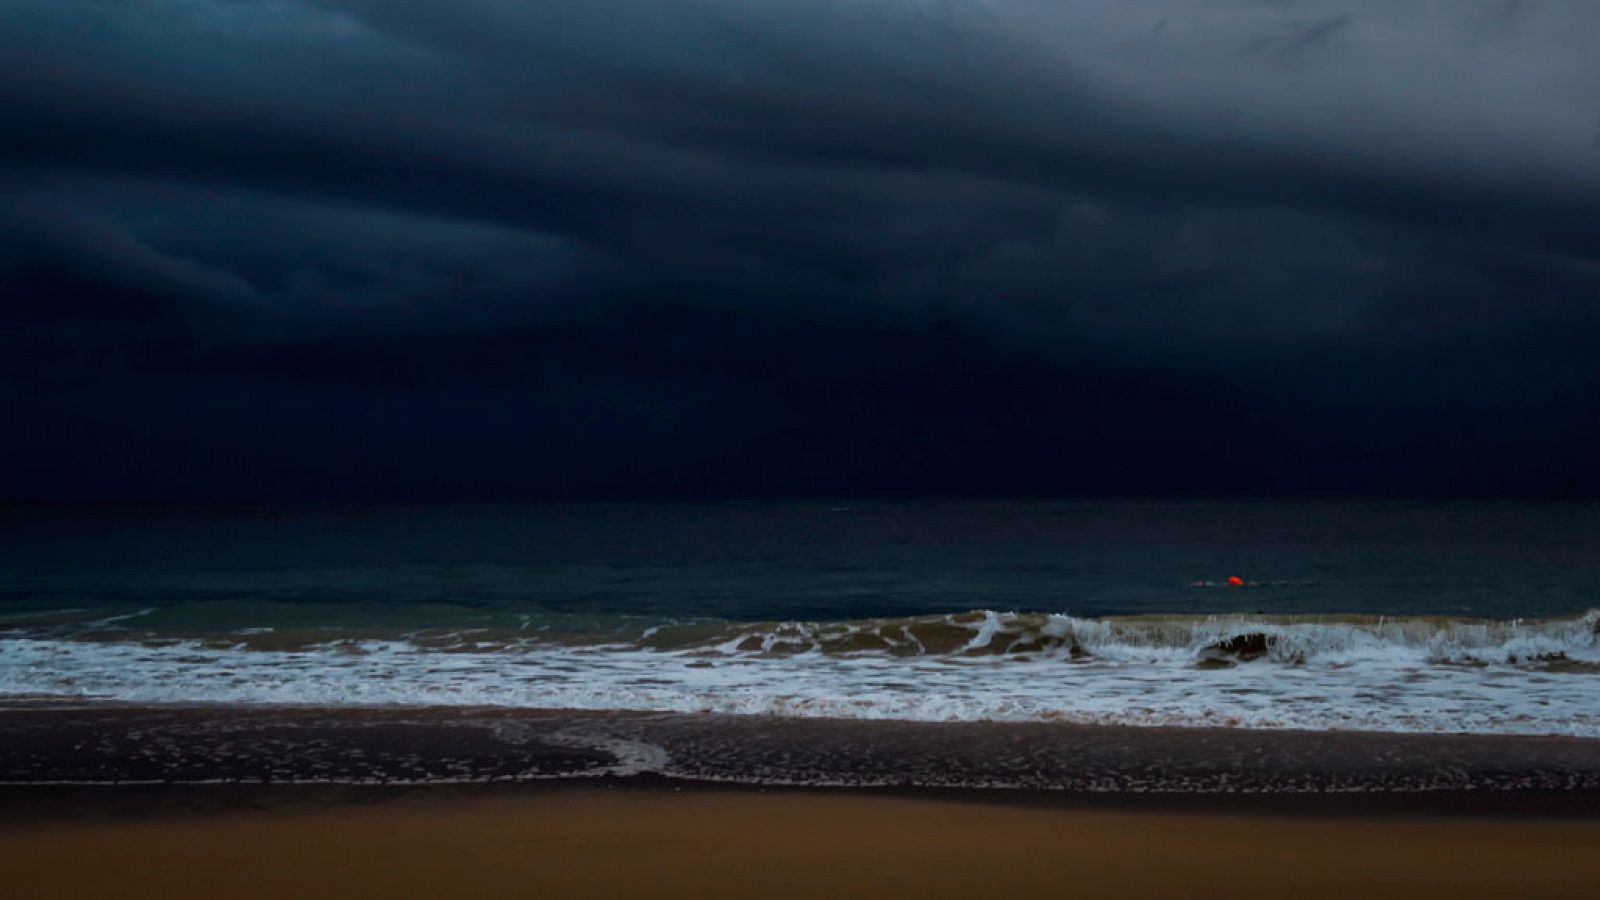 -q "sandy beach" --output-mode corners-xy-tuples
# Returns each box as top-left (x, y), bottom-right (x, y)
(4, 705), (1597, 897)
(4, 786), (1600, 899)
(4, 706), (1598, 898)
